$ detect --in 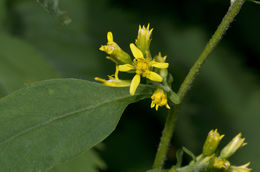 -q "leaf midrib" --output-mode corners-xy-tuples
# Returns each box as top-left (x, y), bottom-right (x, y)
(0, 92), (150, 147)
